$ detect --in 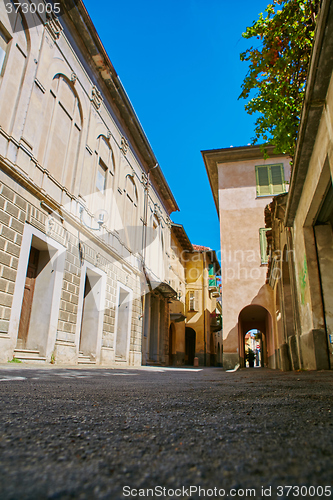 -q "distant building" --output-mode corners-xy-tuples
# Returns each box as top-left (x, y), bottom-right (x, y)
(184, 245), (221, 366)
(202, 145), (291, 369)
(168, 223), (192, 366)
